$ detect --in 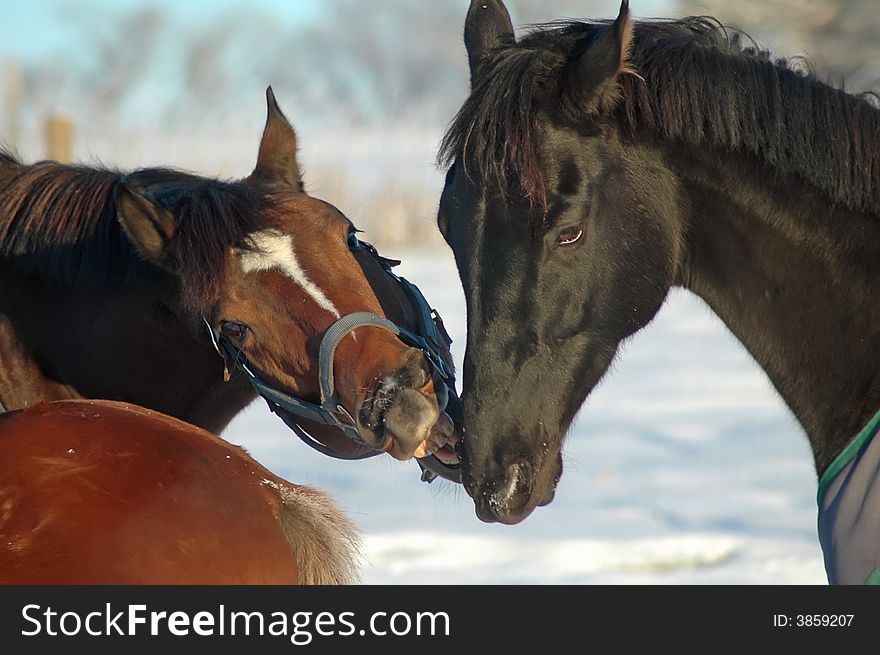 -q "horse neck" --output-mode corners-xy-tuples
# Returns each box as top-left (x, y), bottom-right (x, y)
(0, 269), (255, 433)
(670, 143), (880, 473)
